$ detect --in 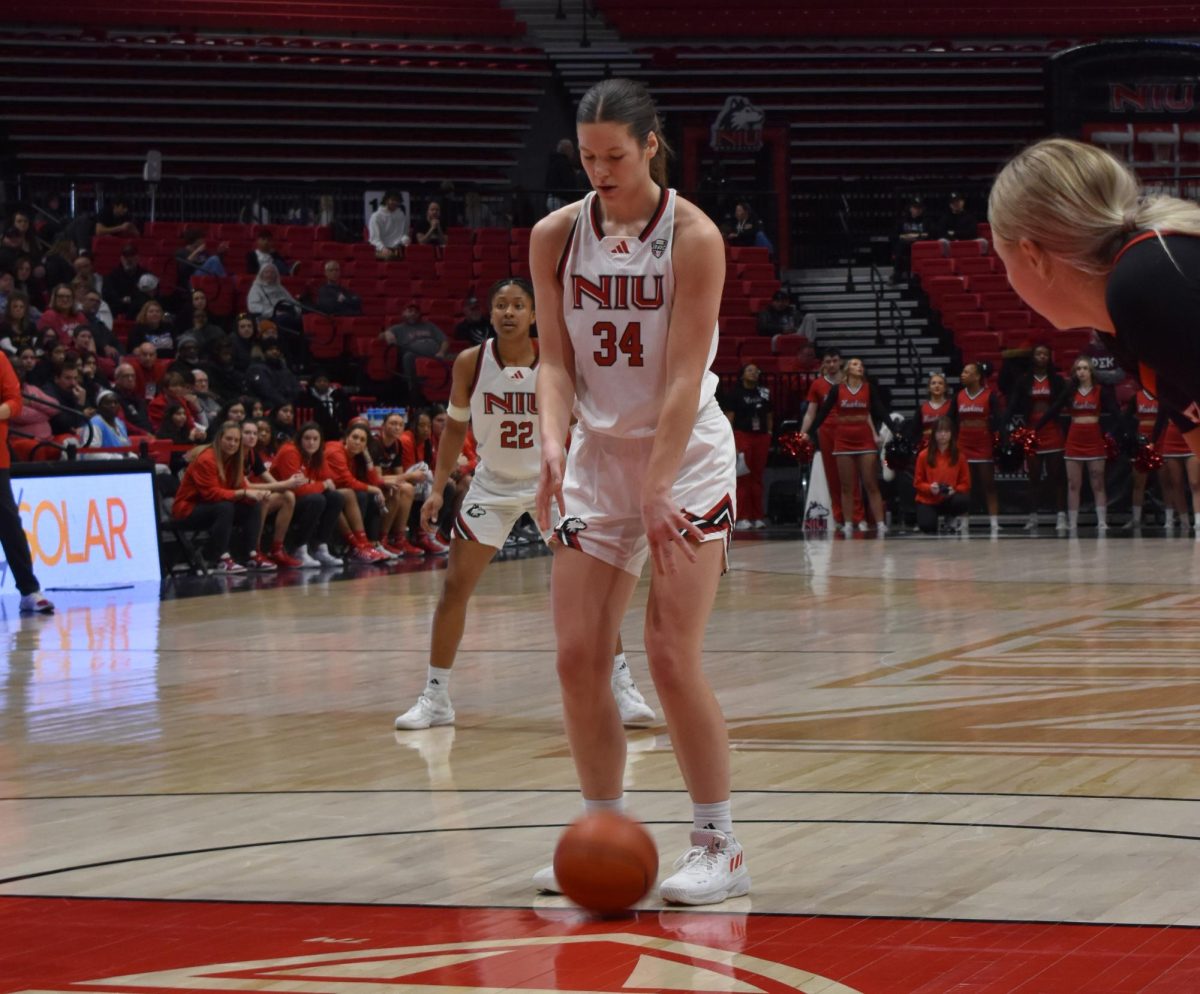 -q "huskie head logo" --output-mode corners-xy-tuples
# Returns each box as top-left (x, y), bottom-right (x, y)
(711, 95), (765, 152)
(465, 503), (486, 518)
(39, 934), (864, 993)
(804, 500), (831, 531)
(651, 237), (668, 259)
(556, 515), (587, 537)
